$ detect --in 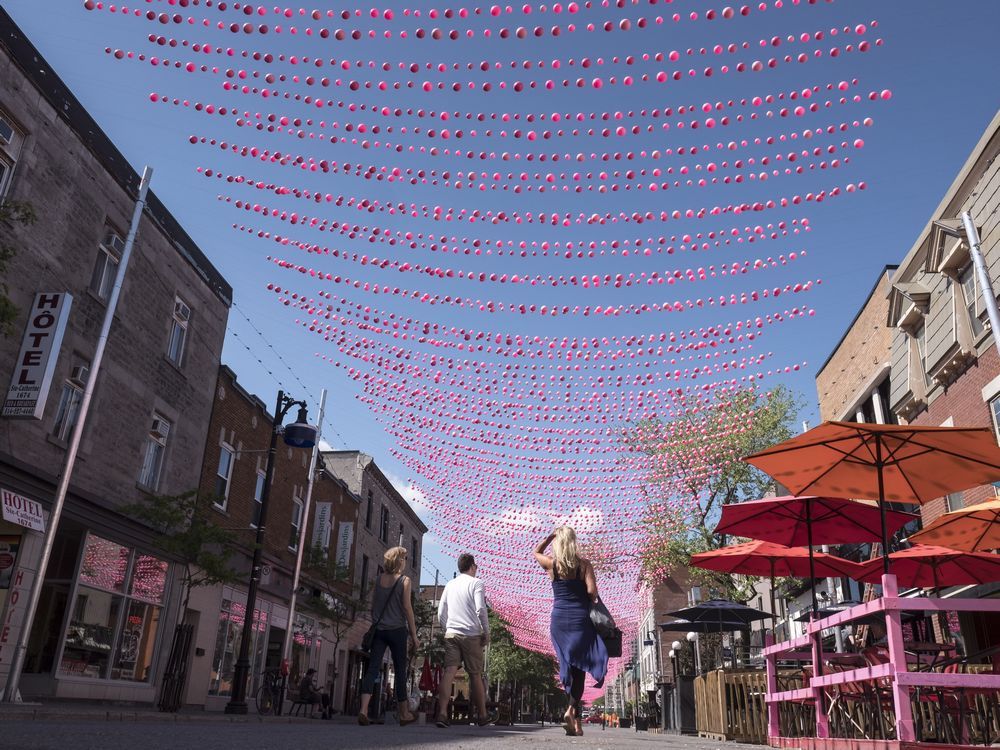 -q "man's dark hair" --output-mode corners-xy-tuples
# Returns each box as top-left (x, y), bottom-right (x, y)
(457, 553), (475, 573)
